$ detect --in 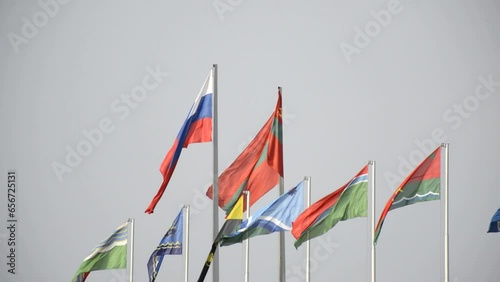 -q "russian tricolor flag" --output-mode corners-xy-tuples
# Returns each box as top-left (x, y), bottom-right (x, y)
(145, 69), (213, 214)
